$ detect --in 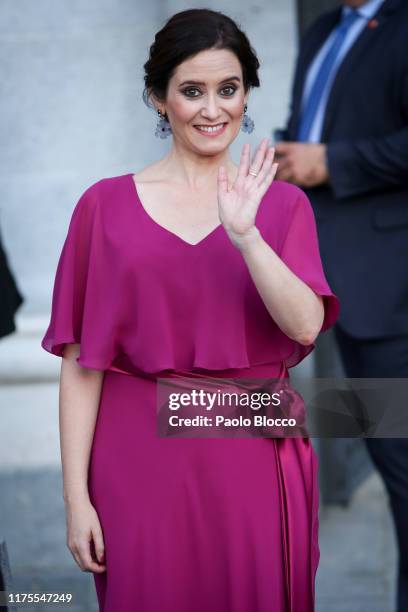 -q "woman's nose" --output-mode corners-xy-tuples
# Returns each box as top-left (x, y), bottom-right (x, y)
(200, 93), (221, 119)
